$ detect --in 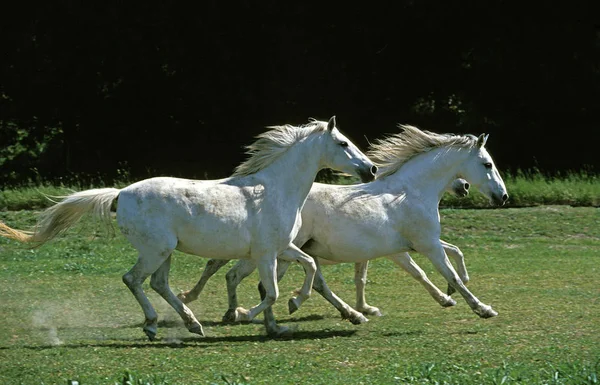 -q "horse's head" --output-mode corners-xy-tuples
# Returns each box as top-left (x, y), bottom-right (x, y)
(322, 116), (377, 183)
(461, 134), (508, 206)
